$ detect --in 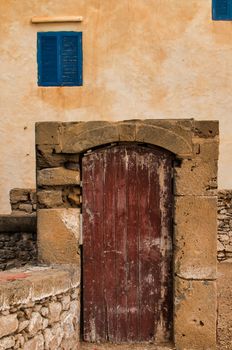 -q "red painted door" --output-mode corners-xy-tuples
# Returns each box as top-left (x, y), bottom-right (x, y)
(82, 144), (173, 344)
